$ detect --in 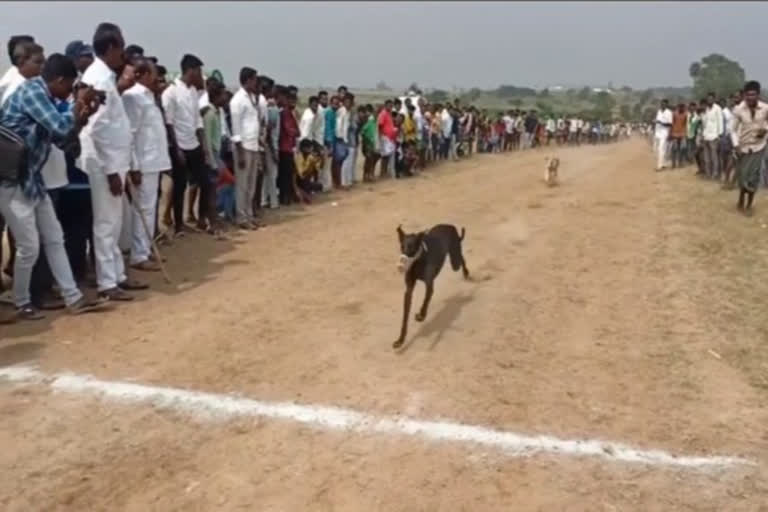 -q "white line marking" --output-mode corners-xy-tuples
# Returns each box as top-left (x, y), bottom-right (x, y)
(0, 365), (754, 471)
